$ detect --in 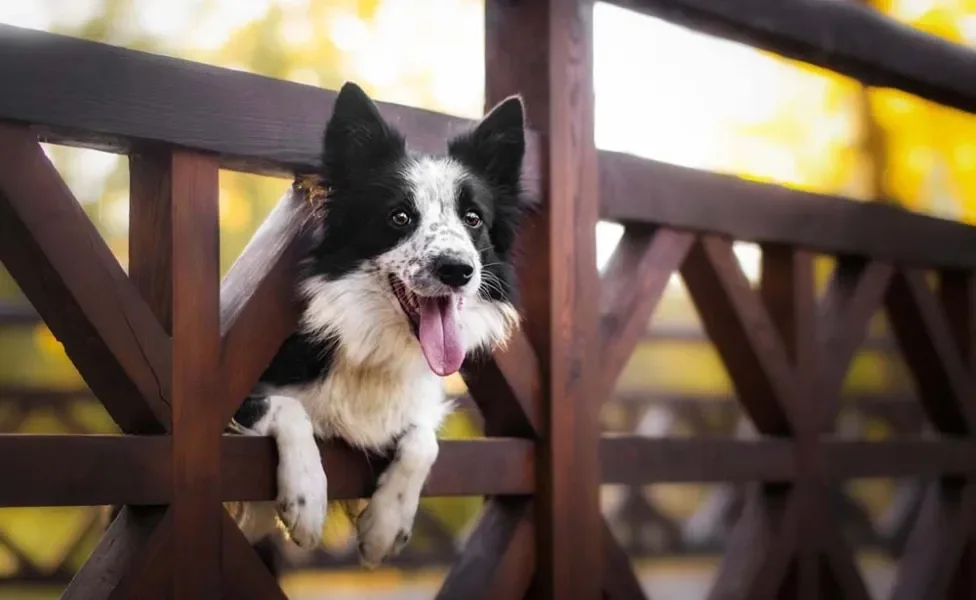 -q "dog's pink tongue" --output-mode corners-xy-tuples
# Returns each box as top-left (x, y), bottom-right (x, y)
(417, 296), (465, 376)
